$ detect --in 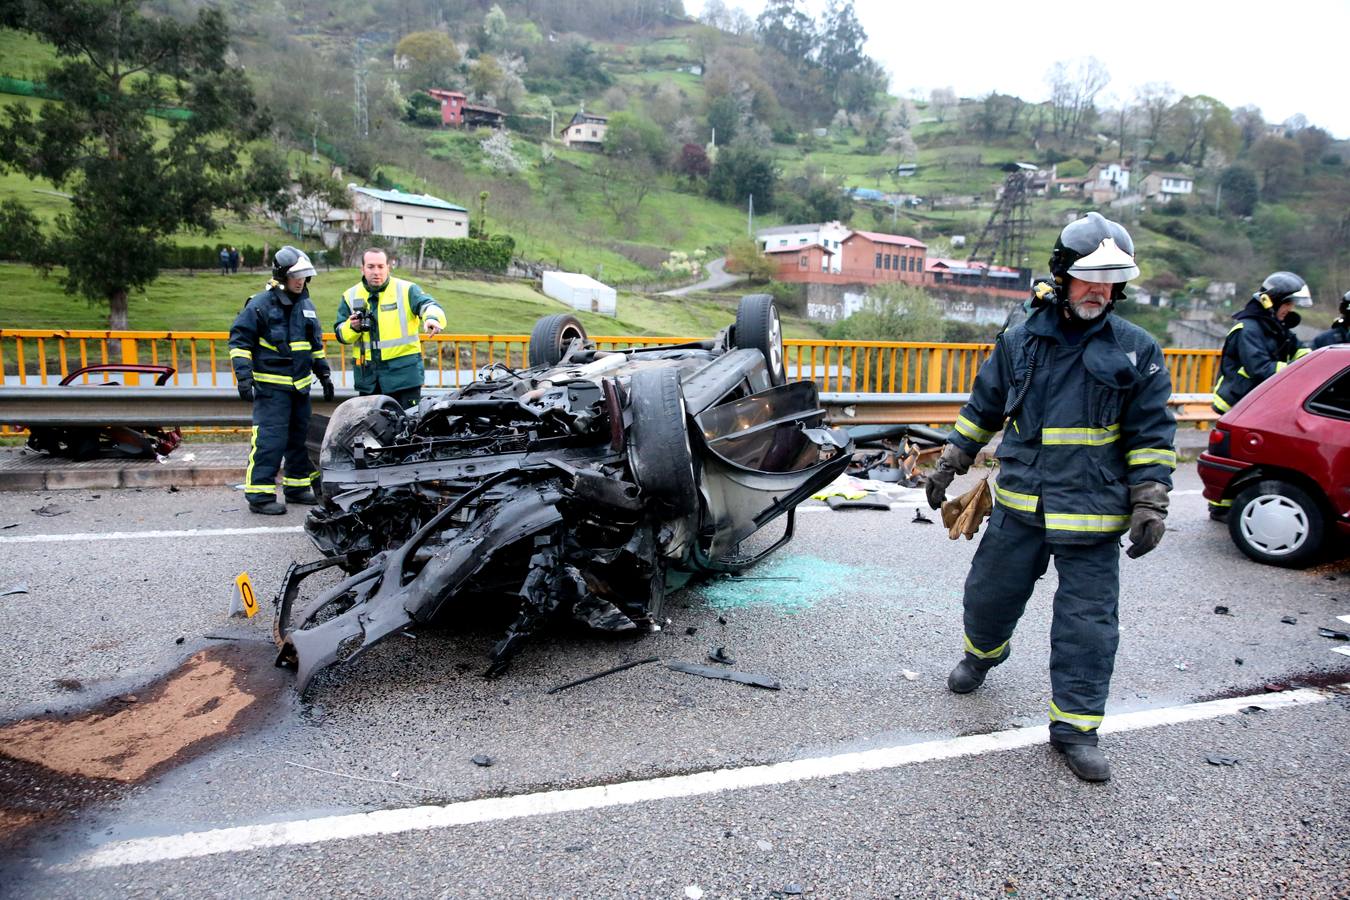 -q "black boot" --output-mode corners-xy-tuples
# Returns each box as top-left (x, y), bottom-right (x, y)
(249, 499), (286, 516)
(947, 657), (990, 694)
(284, 489), (319, 505)
(1052, 741), (1111, 782)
